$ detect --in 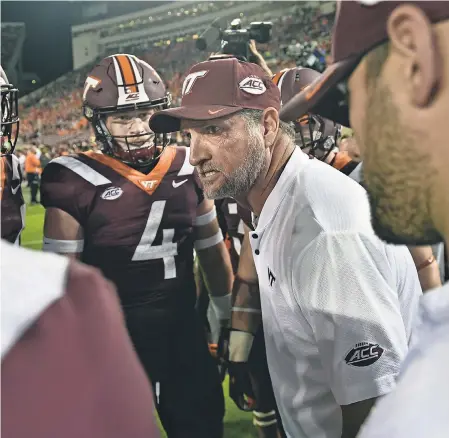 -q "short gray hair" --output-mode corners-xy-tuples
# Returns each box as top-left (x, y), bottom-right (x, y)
(238, 109), (296, 142)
